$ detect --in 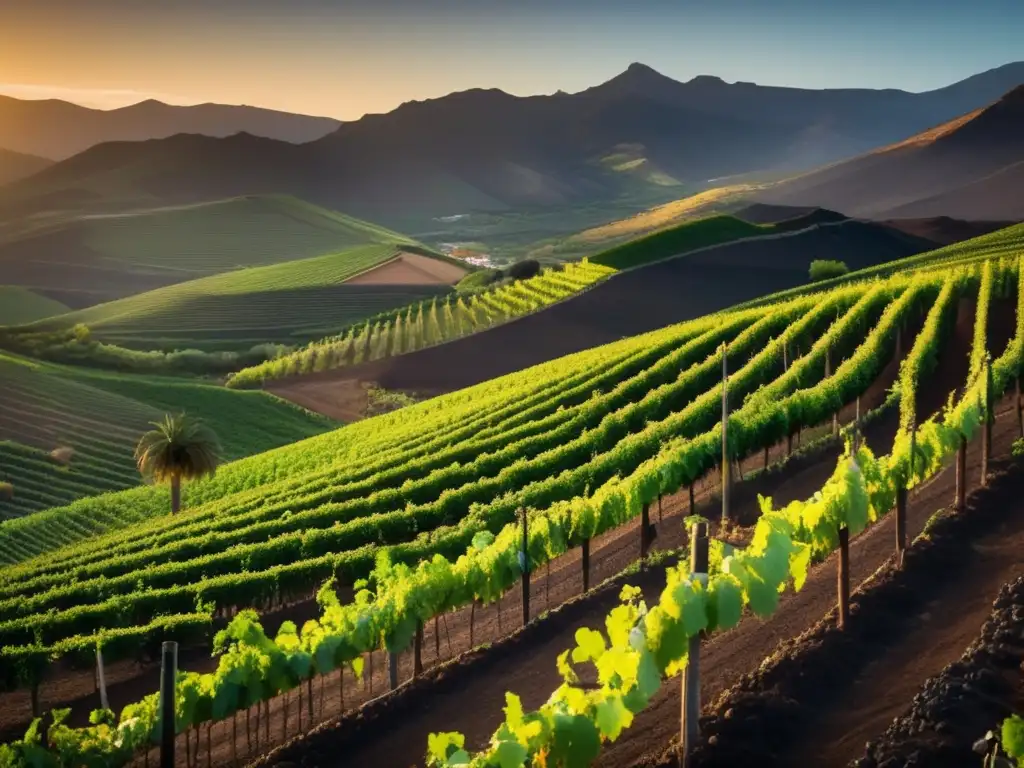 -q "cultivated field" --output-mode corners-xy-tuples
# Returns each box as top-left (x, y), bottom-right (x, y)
(0, 194), (418, 308)
(0, 219), (1021, 767)
(227, 259), (614, 387)
(23, 245), (465, 352)
(0, 352), (334, 518)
